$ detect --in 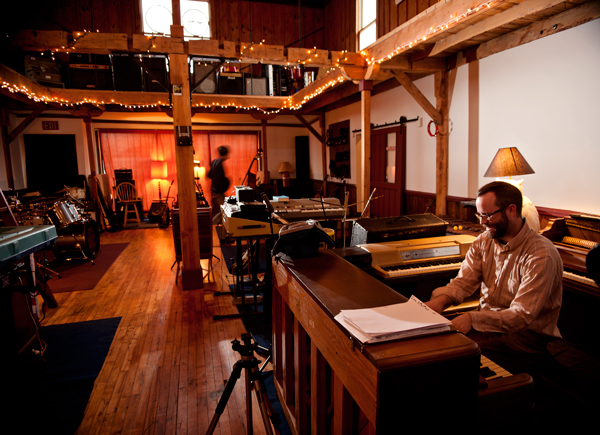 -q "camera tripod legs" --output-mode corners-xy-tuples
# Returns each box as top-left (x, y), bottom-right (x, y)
(206, 336), (280, 435)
